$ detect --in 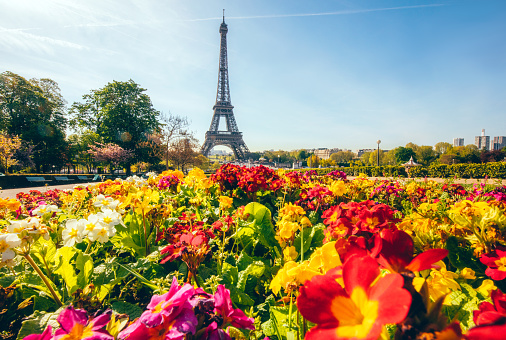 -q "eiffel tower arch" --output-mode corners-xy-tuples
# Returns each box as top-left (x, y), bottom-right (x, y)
(201, 12), (249, 160)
